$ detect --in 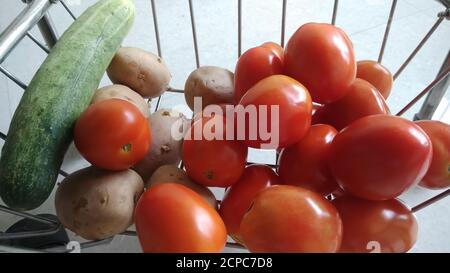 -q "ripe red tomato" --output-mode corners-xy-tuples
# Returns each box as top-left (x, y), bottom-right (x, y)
(332, 195), (418, 253)
(237, 75), (312, 149)
(312, 78), (390, 130)
(329, 115), (433, 200)
(135, 183), (227, 253)
(219, 164), (280, 243)
(183, 115), (248, 187)
(234, 46), (284, 103)
(261, 41), (284, 64)
(74, 99), (151, 170)
(278, 124), (339, 195)
(415, 120), (450, 189)
(240, 185), (342, 253)
(285, 23), (356, 104)
(357, 60), (393, 99)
